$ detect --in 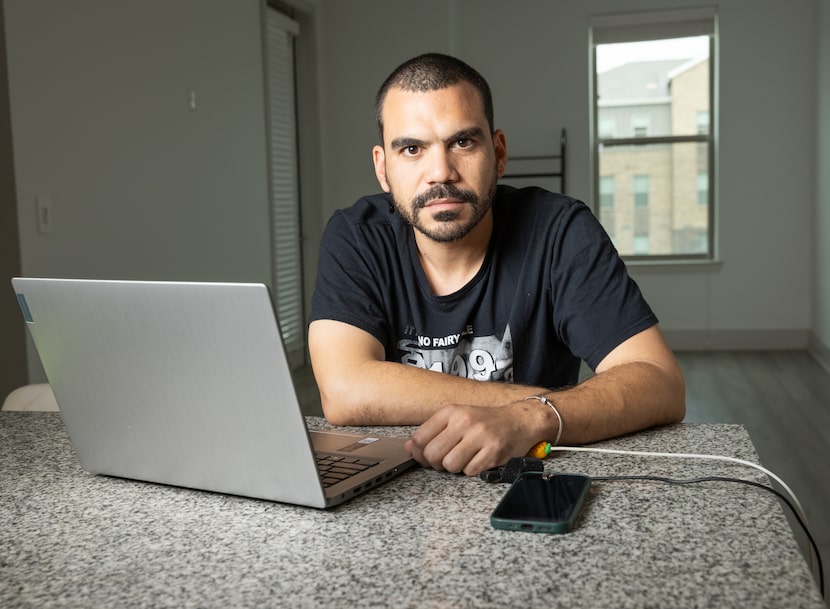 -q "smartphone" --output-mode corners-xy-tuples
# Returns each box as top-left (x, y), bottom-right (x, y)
(490, 472), (591, 534)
